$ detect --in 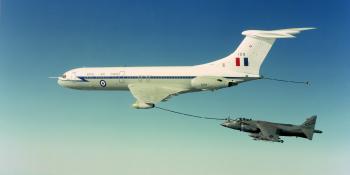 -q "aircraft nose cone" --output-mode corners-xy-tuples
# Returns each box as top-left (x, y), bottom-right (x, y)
(57, 79), (65, 87)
